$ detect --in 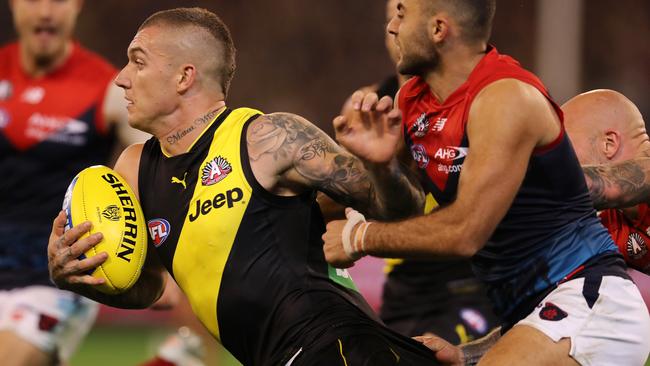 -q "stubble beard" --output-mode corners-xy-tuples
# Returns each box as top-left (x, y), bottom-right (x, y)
(397, 48), (440, 78)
